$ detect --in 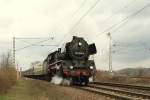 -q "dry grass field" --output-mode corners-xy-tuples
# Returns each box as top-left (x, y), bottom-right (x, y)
(1, 70), (149, 100)
(95, 70), (113, 81)
(0, 78), (110, 100)
(0, 68), (17, 94)
(95, 70), (150, 86)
